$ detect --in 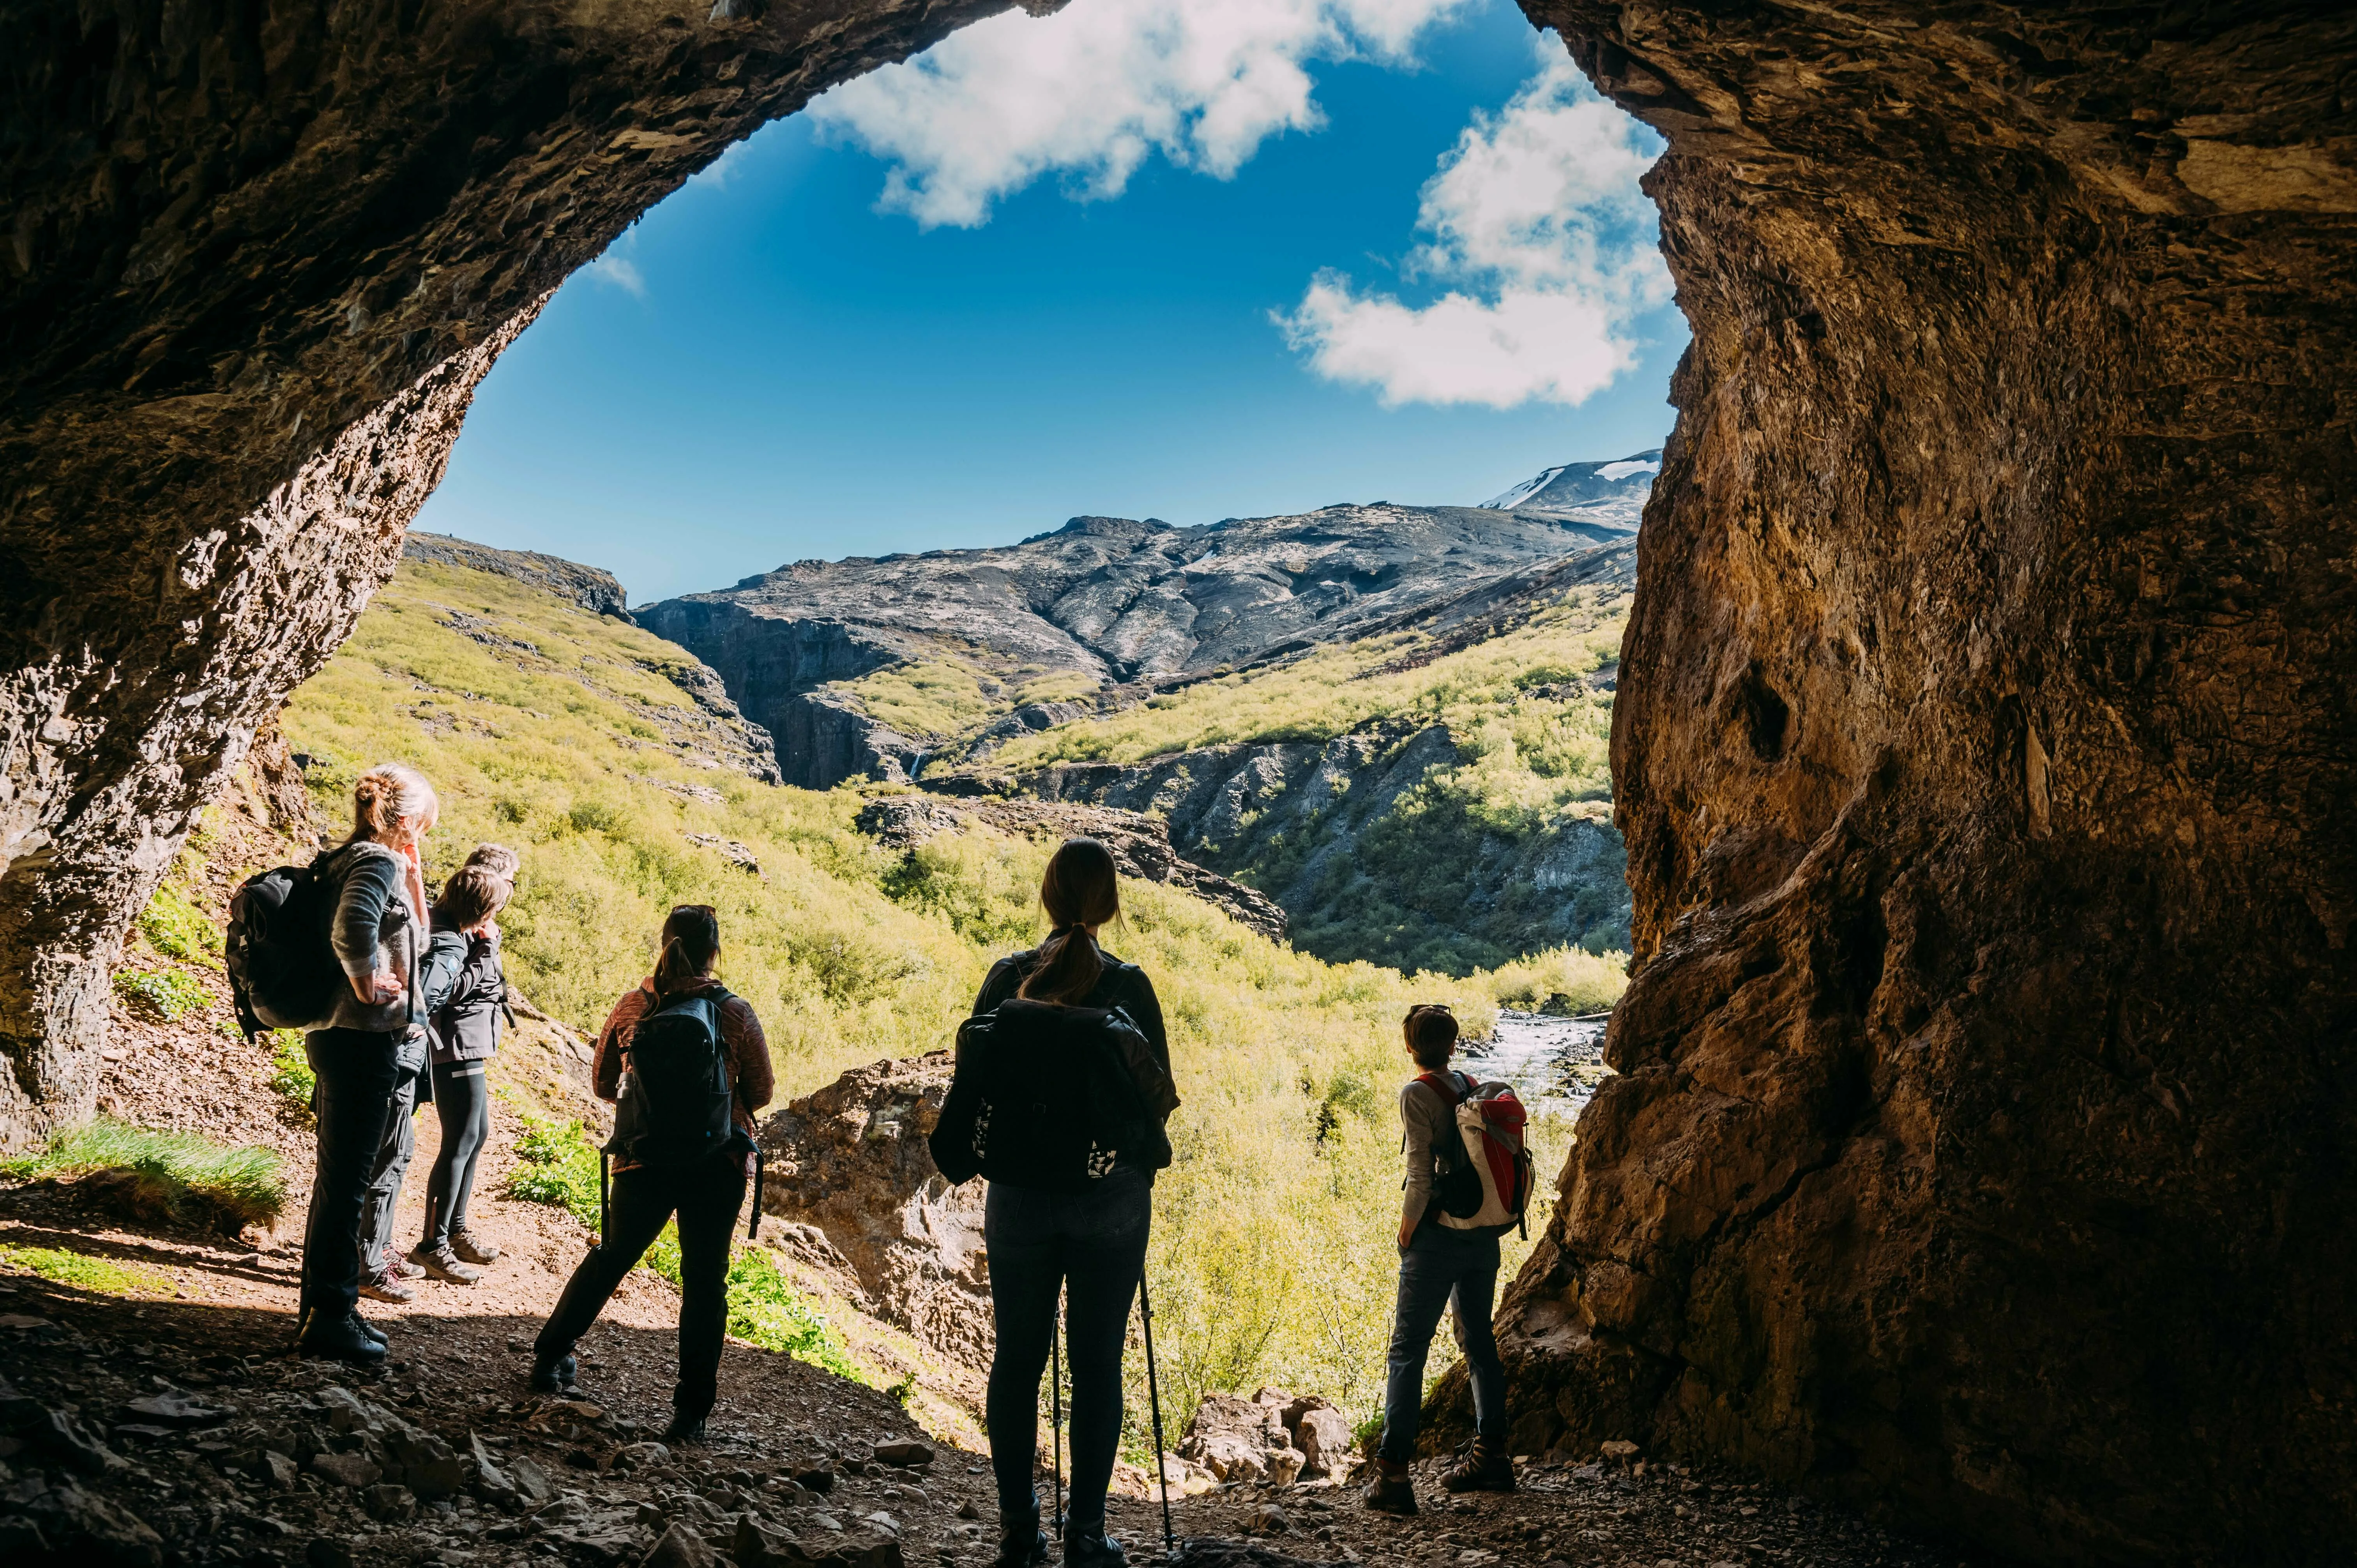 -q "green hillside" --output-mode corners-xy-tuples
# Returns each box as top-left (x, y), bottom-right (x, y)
(270, 553), (1623, 1426)
(943, 577), (1633, 974)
